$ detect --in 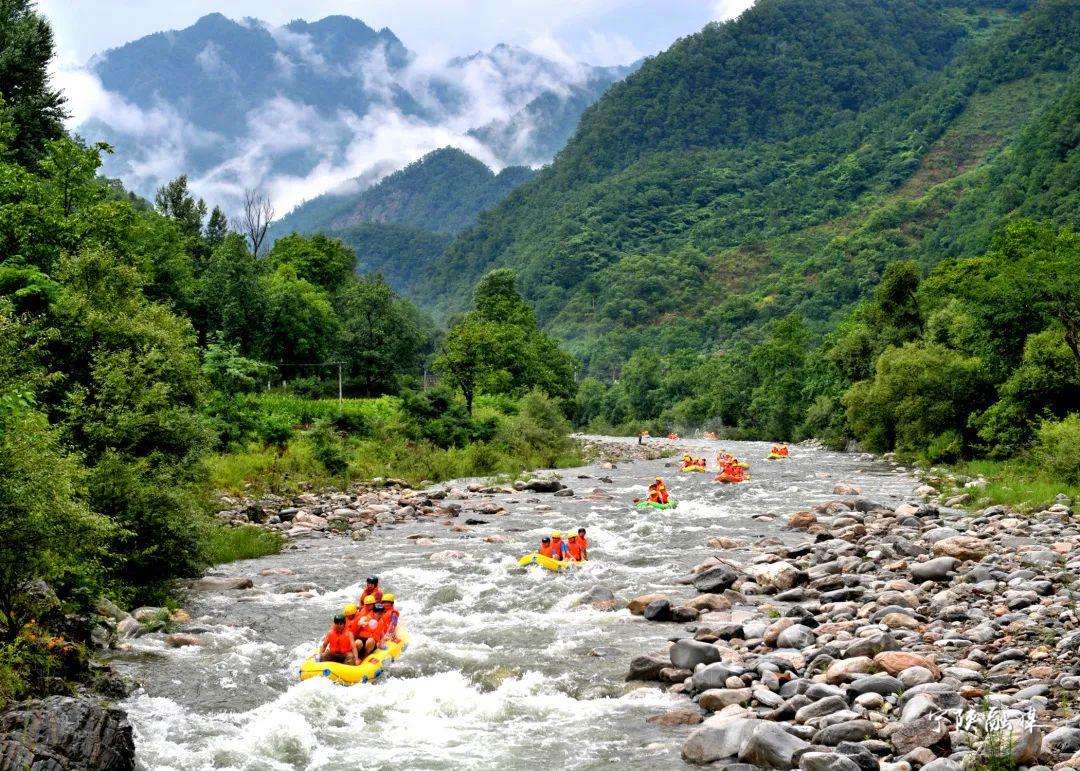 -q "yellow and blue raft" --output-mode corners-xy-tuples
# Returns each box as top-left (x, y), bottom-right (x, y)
(300, 632), (410, 685)
(517, 553), (581, 573)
